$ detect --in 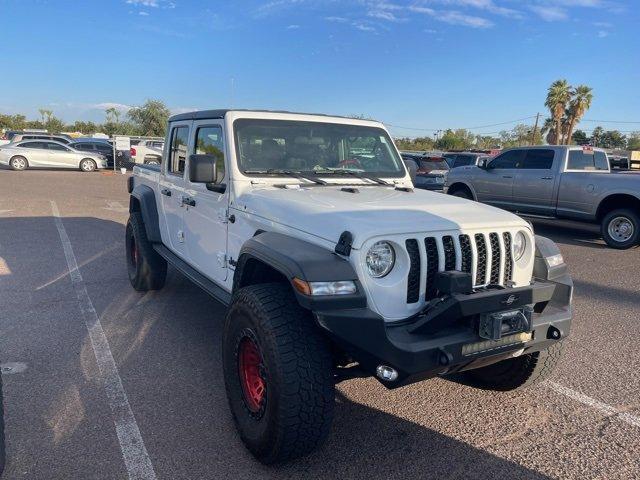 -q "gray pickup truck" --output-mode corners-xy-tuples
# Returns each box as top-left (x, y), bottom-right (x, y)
(445, 146), (640, 249)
